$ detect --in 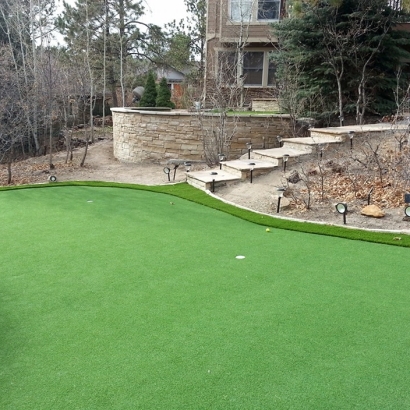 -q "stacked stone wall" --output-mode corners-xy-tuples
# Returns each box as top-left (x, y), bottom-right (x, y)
(112, 108), (292, 163)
